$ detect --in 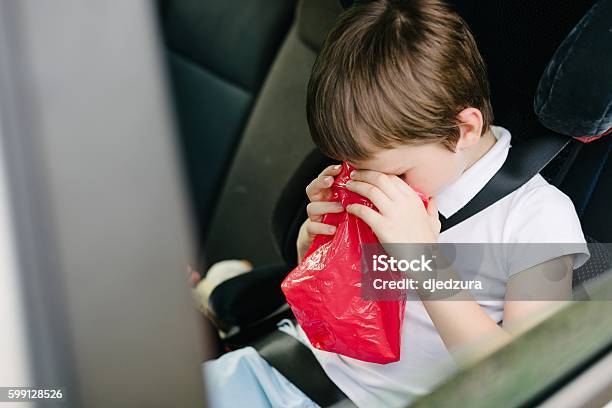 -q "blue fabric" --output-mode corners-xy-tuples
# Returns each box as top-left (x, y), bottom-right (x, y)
(203, 346), (320, 408)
